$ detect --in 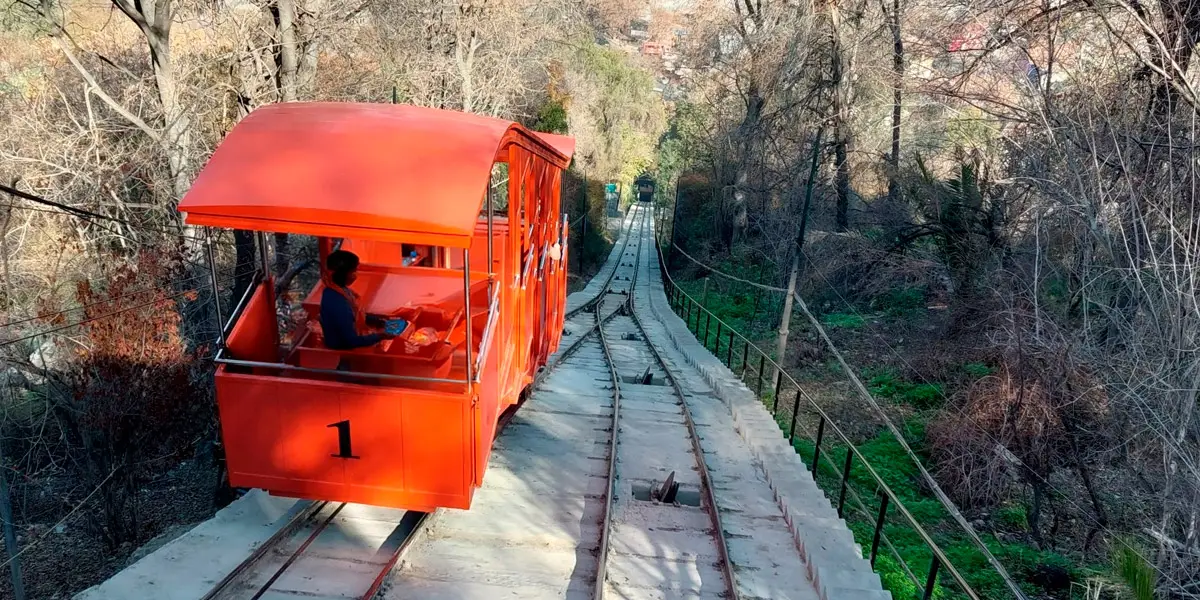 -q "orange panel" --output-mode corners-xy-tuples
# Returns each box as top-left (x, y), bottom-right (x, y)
(402, 393), (470, 502)
(216, 373), (288, 489)
(217, 370), (475, 509)
(178, 103), (572, 245)
(474, 330), (501, 486)
(279, 386), (345, 487)
(226, 284), (279, 363)
(340, 389), (405, 497)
